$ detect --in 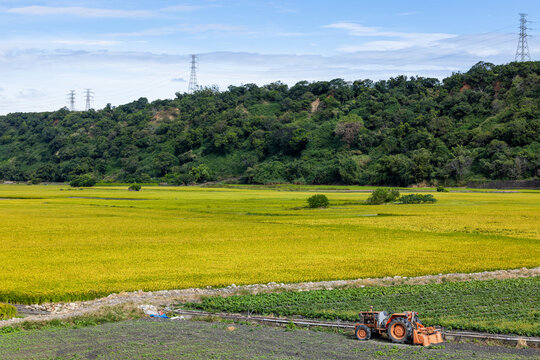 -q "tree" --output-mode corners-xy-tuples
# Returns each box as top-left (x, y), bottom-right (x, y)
(373, 155), (414, 186)
(154, 152), (177, 176)
(190, 164), (212, 183)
